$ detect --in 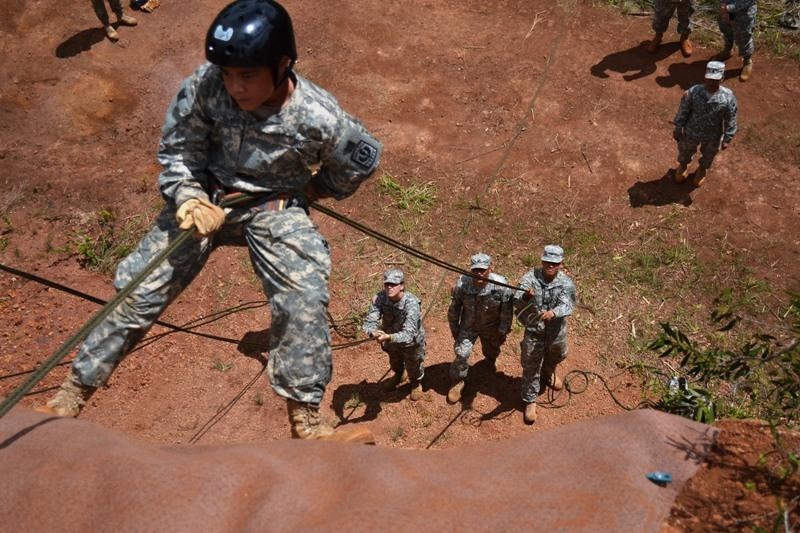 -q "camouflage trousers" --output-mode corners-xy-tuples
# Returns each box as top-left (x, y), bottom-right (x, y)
(91, 0), (124, 26)
(72, 205), (333, 405)
(718, 5), (757, 58)
(520, 330), (568, 403)
(677, 135), (721, 168)
(383, 339), (426, 383)
(652, 0), (694, 35)
(449, 329), (506, 382)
